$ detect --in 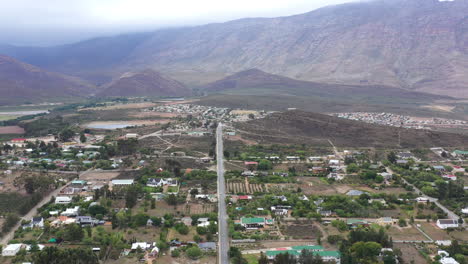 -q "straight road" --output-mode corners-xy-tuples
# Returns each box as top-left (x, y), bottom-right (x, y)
(216, 123), (229, 264)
